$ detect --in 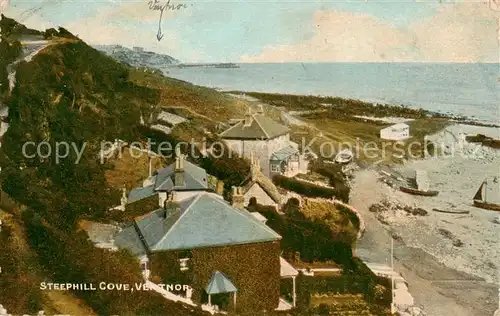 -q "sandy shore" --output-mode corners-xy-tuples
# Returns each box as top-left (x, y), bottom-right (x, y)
(350, 123), (499, 316)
